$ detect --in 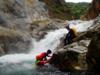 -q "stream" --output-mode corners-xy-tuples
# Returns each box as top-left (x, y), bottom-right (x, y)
(0, 20), (93, 75)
